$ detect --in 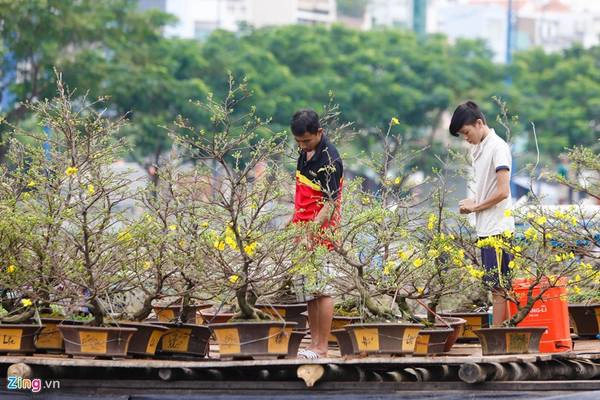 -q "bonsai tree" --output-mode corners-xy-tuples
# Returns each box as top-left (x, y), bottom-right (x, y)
(323, 118), (482, 322)
(170, 78), (303, 321)
(16, 78), (142, 327)
(473, 202), (599, 326)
